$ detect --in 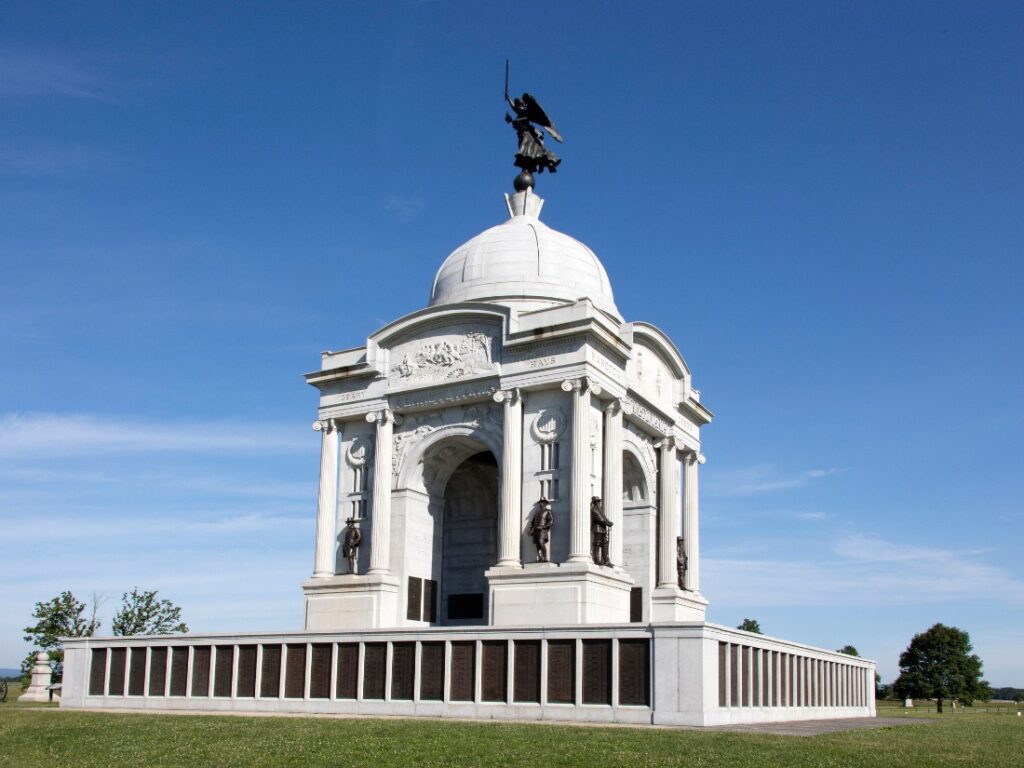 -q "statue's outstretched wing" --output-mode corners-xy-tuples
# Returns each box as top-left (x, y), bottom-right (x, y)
(521, 93), (563, 143)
